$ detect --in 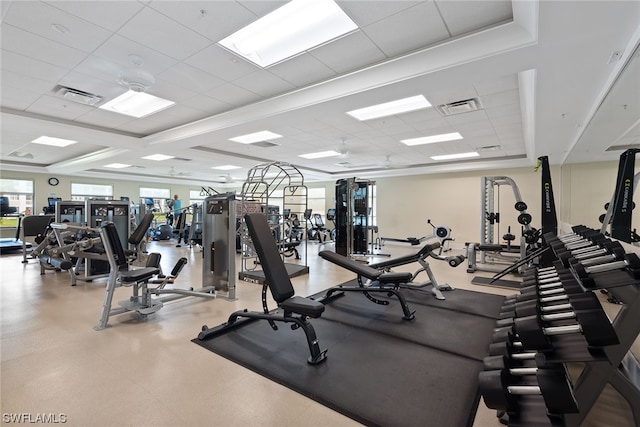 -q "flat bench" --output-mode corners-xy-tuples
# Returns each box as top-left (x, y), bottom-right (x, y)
(318, 250), (415, 320)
